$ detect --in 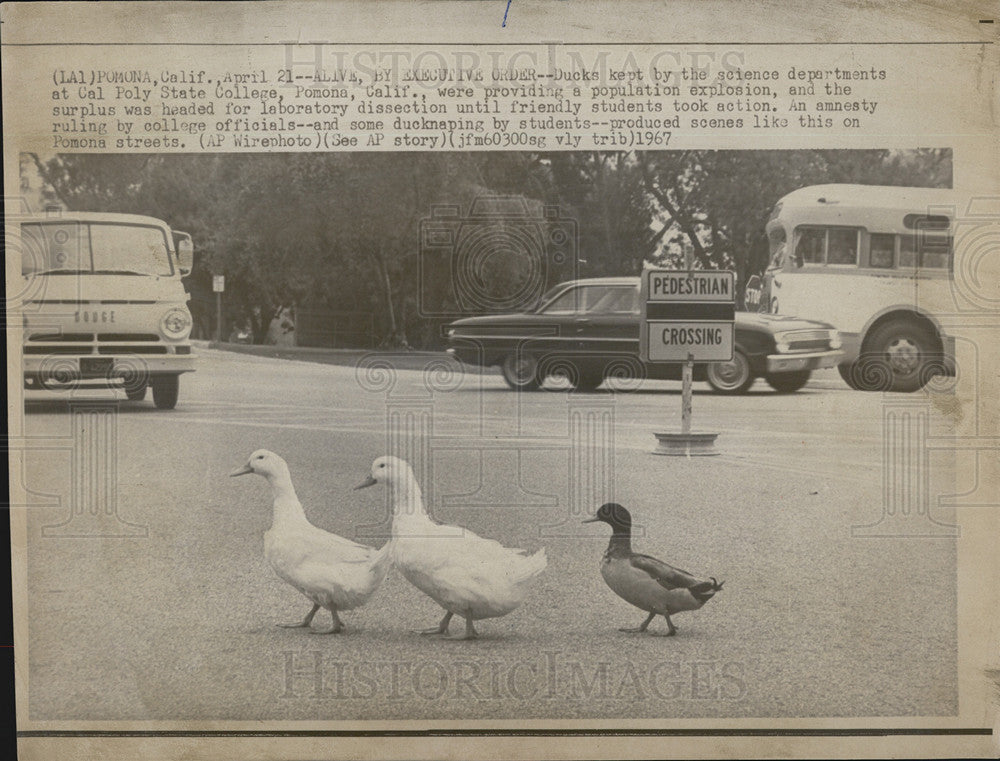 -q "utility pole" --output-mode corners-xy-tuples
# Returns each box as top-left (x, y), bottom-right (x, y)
(212, 274), (225, 342)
